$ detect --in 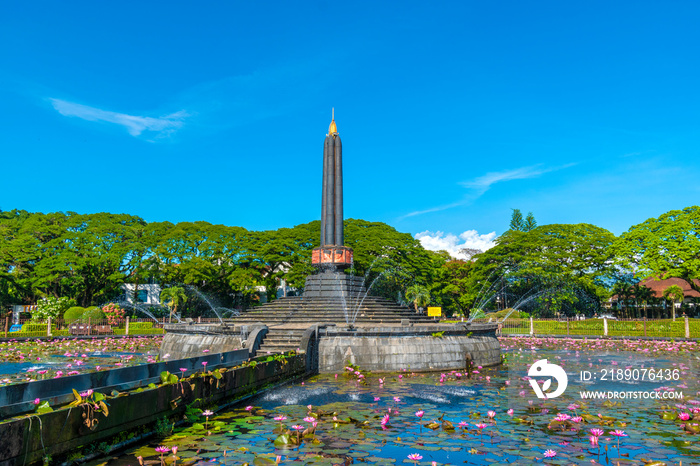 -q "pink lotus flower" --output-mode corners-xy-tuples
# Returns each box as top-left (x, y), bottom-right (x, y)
(274, 415), (287, 422)
(291, 424), (304, 431)
(415, 410), (424, 418)
(507, 408), (514, 416)
(458, 421), (468, 428)
(304, 416), (315, 423)
(543, 449), (556, 458)
(679, 412), (691, 421)
(33, 398), (40, 405)
(487, 410), (496, 420)
(407, 453), (423, 461)
(590, 428), (604, 437)
(245, 405), (253, 411)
